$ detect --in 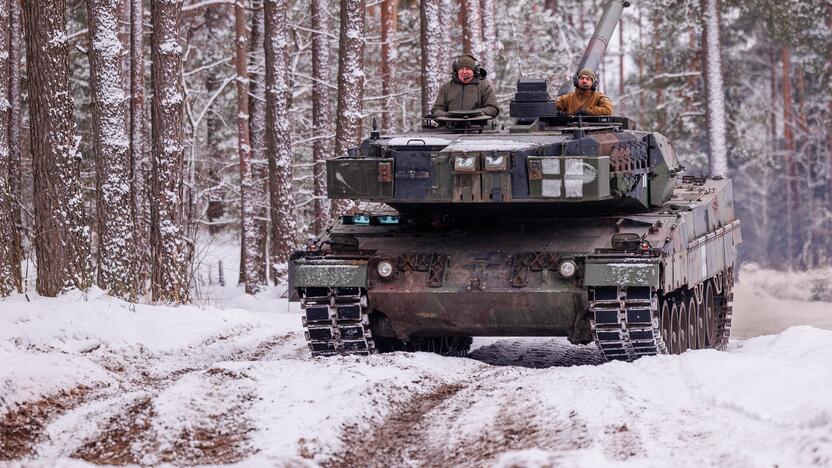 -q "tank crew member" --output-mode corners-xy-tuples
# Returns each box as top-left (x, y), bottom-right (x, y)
(556, 69), (614, 116)
(431, 54), (500, 118)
